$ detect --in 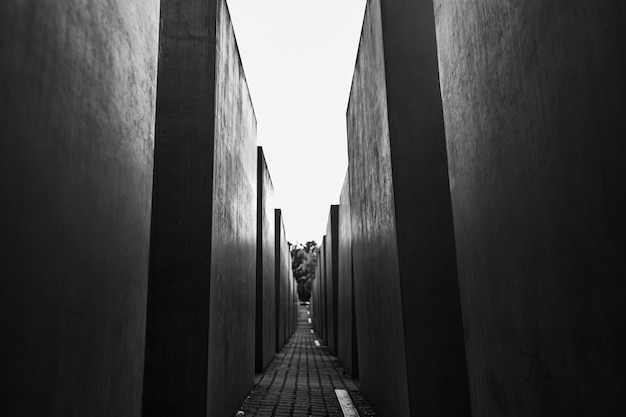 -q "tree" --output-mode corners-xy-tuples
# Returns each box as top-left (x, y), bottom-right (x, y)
(289, 240), (318, 302)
